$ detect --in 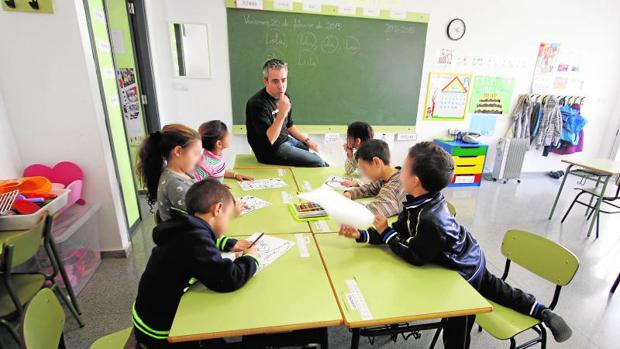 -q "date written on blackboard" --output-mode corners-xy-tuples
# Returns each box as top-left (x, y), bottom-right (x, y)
(243, 14), (343, 31)
(385, 23), (416, 34)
